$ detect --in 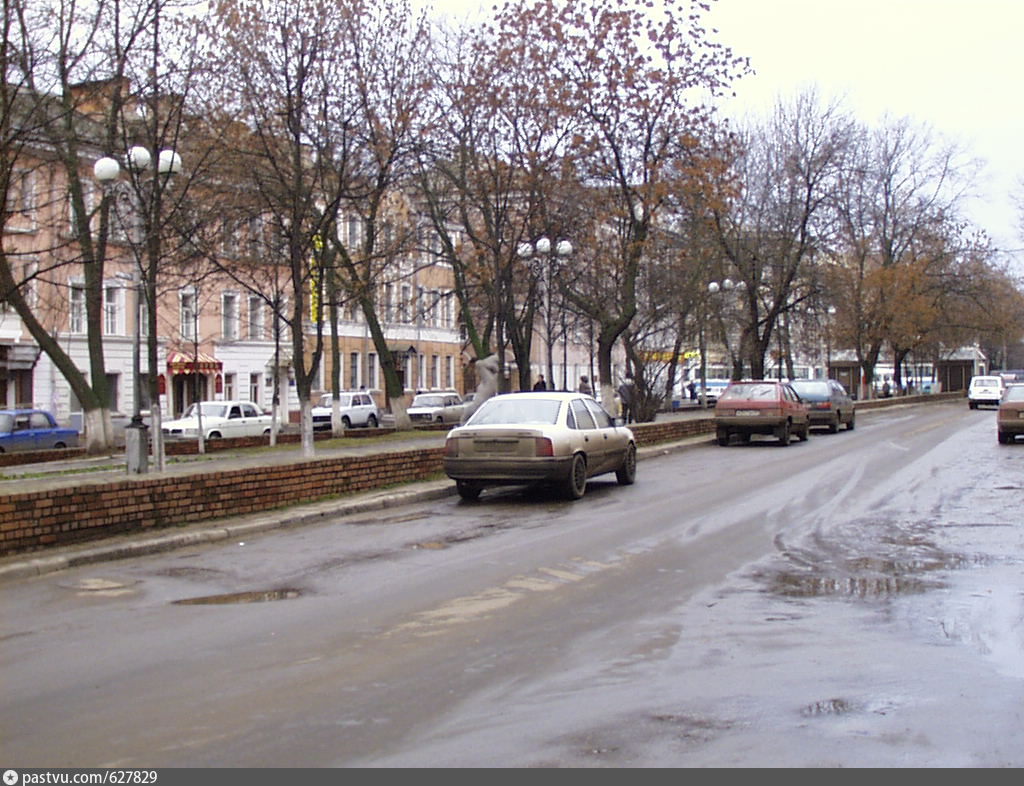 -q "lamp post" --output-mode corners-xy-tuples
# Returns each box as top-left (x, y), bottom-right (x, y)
(114, 270), (147, 473)
(94, 145), (182, 474)
(518, 236), (573, 389)
(825, 305), (837, 379)
(703, 278), (745, 408)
